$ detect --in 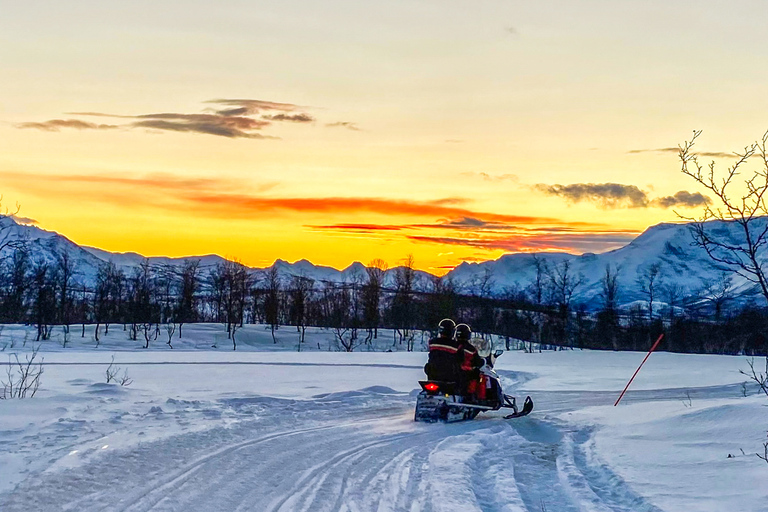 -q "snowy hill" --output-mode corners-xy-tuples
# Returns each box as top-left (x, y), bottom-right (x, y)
(2, 215), (766, 308)
(448, 220), (767, 307)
